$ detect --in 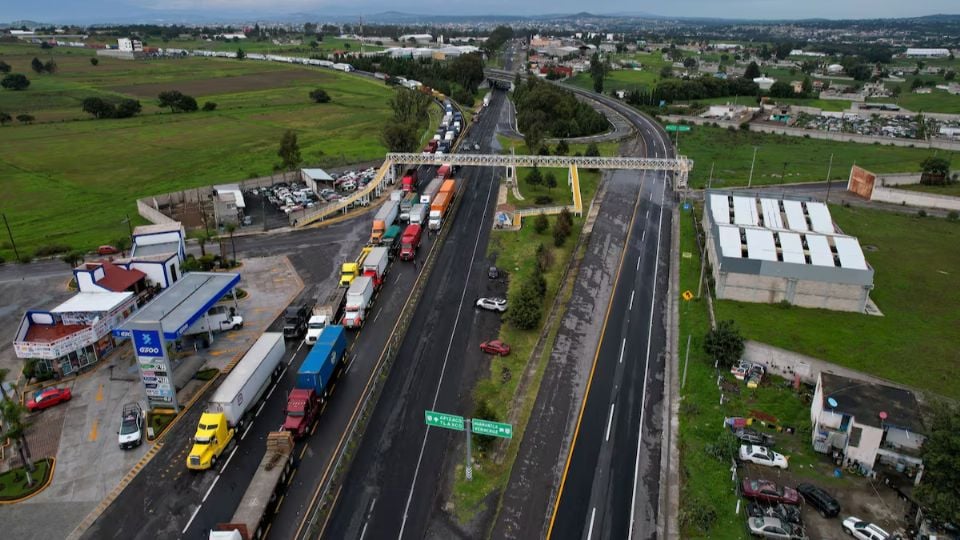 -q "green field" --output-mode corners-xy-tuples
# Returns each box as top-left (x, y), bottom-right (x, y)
(0, 42), (399, 258)
(85, 36), (381, 57)
(674, 125), (959, 188)
(869, 90), (960, 114)
(716, 205), (960, 400)
(898, 182), (960, 195)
